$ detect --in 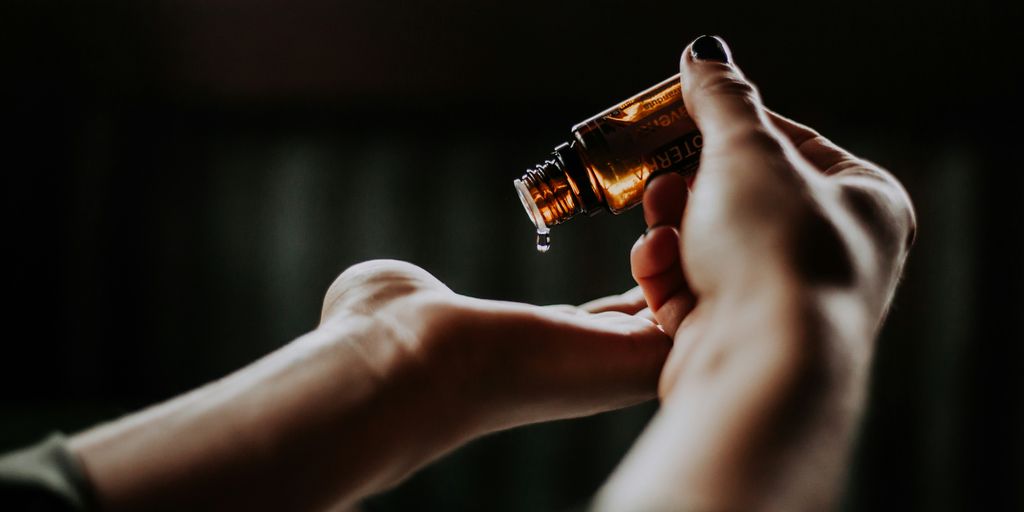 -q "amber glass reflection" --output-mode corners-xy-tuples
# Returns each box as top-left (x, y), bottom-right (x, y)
(515, 74), (703, 231)
(572, 74), (702, 213)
